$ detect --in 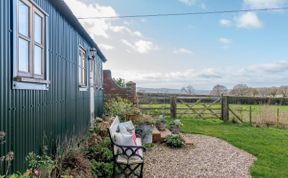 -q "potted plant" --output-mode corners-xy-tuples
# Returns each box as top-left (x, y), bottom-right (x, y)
(169, 119), (183, 134)
(126, 107), (141, 121)
(155, 115), (166, 131)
